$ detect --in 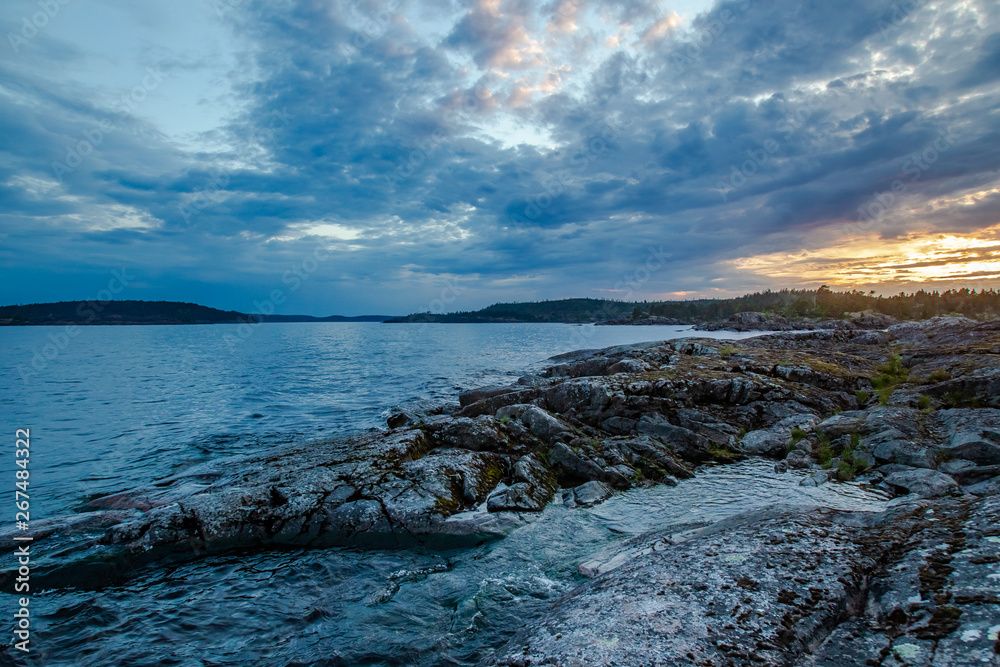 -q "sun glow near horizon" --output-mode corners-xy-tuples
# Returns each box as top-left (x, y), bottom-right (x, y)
(730, 224), (1000, 289)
